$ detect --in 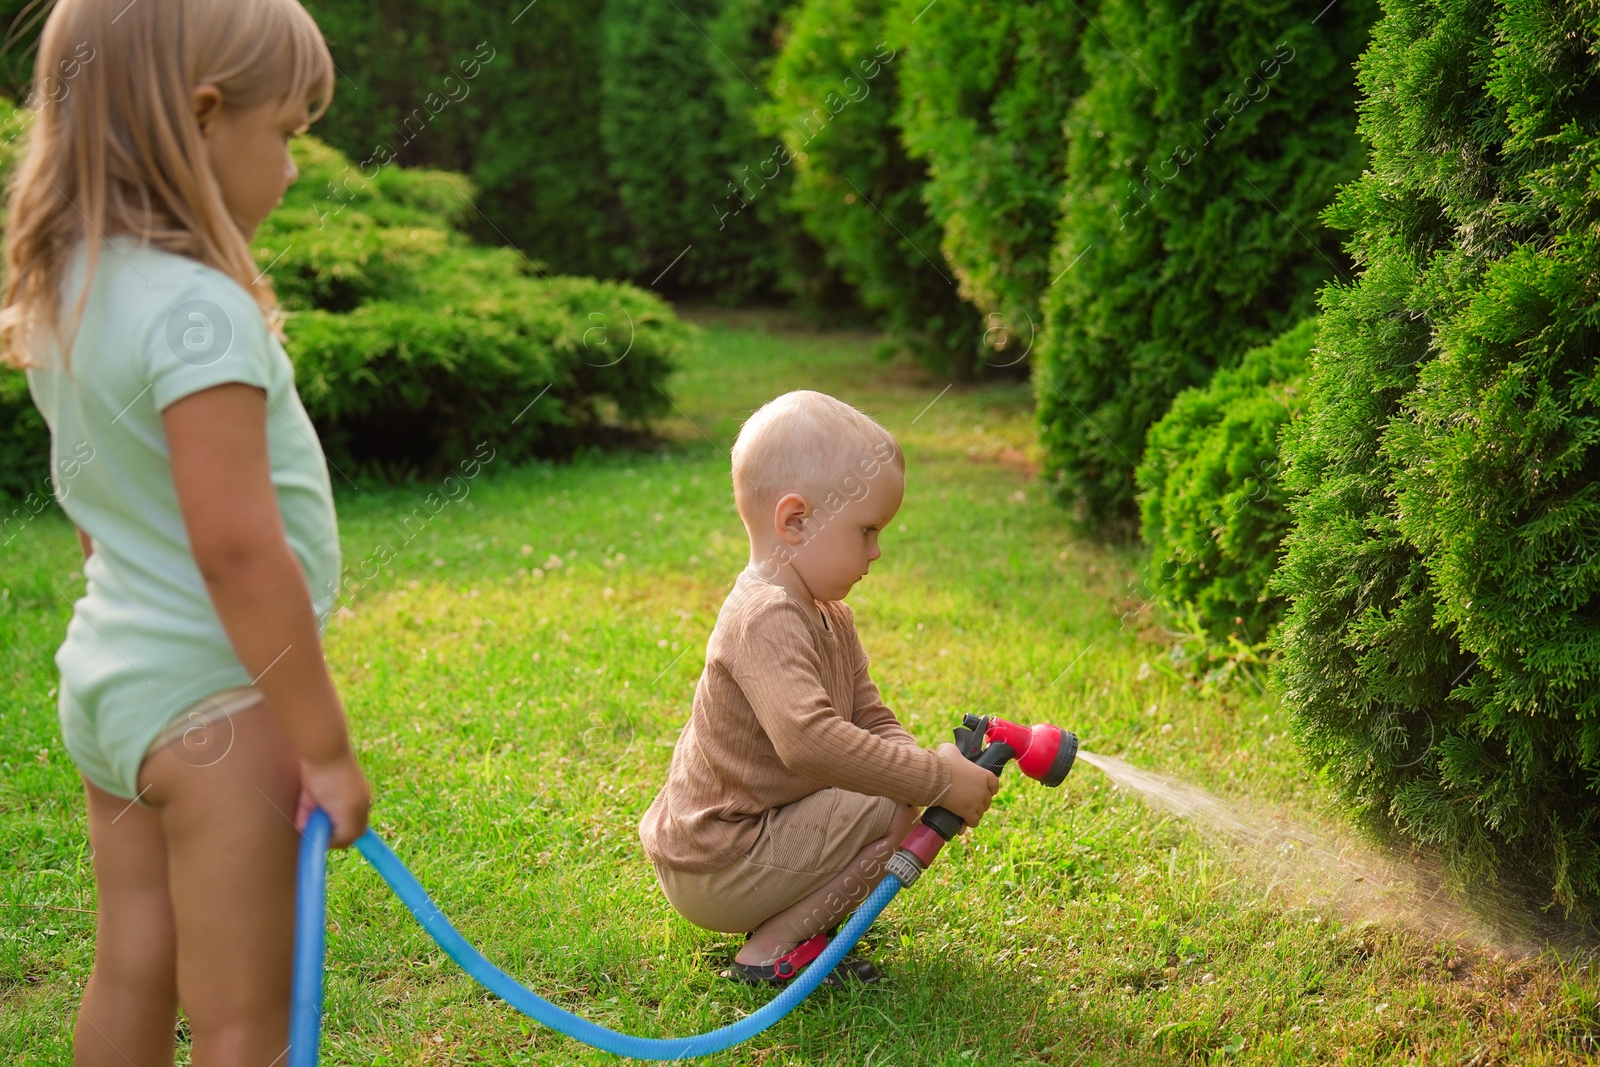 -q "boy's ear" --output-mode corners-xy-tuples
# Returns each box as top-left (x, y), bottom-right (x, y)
(773, 492), (809, 544)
